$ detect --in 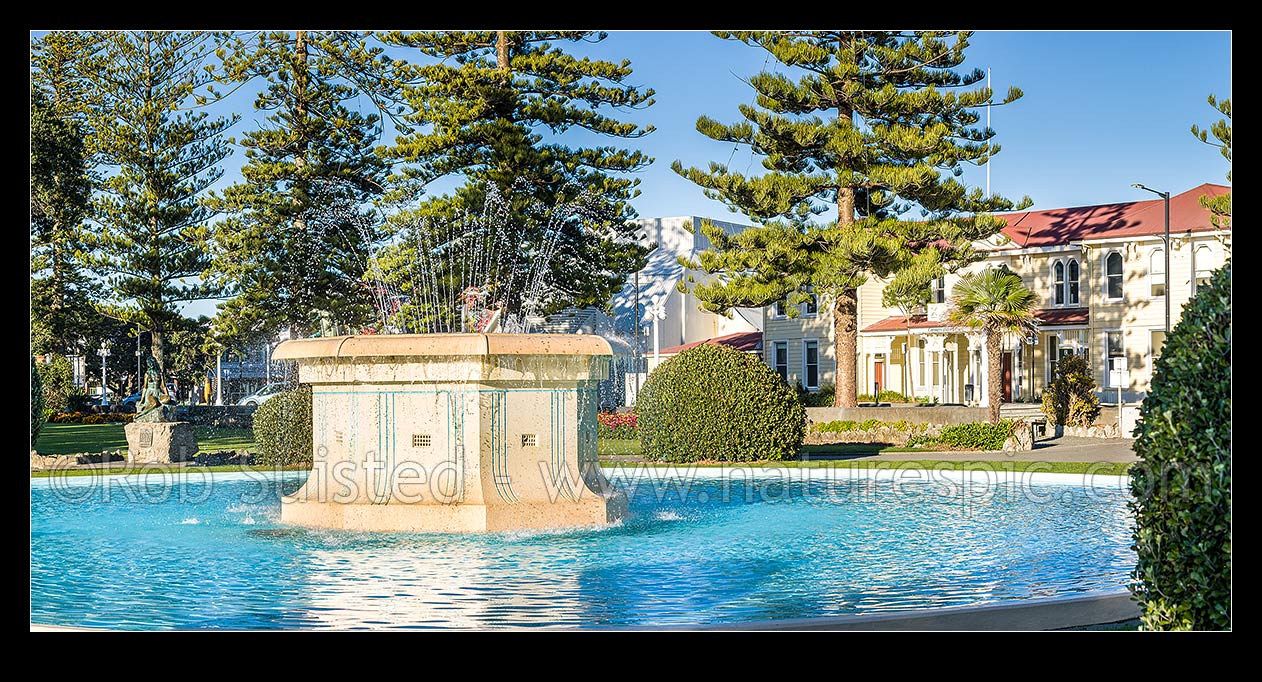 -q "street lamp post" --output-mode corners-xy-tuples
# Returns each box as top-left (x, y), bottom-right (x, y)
(1131, 183), (1172, 333)
(97, 341), (111, 407)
